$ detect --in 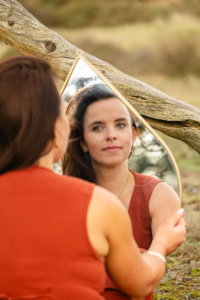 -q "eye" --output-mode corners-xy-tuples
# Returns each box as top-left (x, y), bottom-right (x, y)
(117, 123), (126, 128)
(92, 125), (103, 132)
